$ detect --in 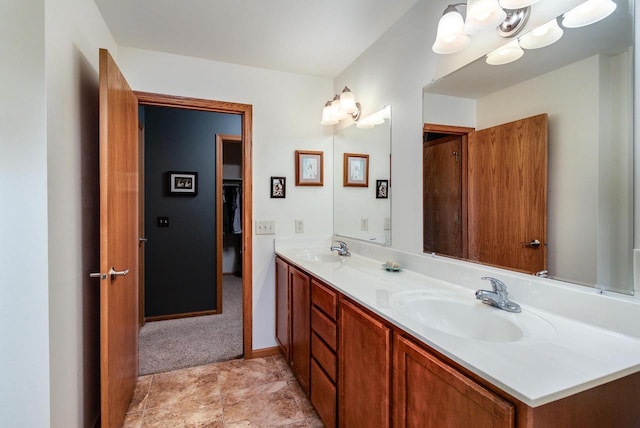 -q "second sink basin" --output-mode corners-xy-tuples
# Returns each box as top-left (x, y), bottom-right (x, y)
(293, 250), (346, 264)
(391, 291), (555, 343)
